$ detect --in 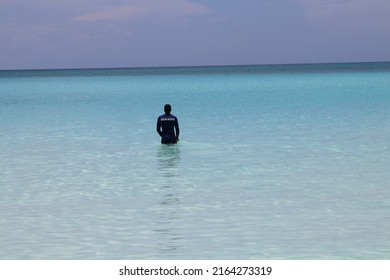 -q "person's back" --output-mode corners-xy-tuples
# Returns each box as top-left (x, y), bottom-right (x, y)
(157, 104), (179, 144)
